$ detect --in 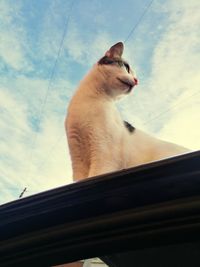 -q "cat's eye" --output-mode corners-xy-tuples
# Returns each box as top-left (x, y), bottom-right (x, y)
(117, 61), (130, 73)
(124, 63), (130, 73)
